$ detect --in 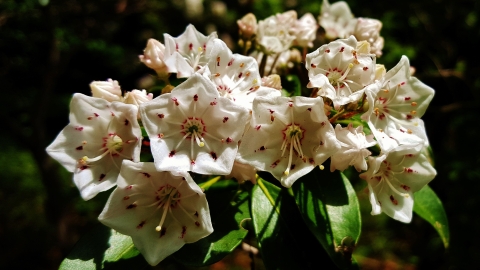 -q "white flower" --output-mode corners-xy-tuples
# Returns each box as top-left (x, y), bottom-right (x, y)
(237, 13), (258, 39)
(98, 160), (213, 266)
(140, 74), (249, 175)
(330, 124), (376, 172)
(203, 39), (281, 110)
(139, 39), (169, 77)
(90, 79), (123, 102)
(257, 15), (295, 55)
(276, 10), (298, 29)
(291, 13), (318, 48)
(306, 36), (376, 108)
(319, 0), (357, 39)
(164, 24), (218, 78)
(359, 144), (436, 223)
(353, 18), (384, 56)
(361, 56), (435, 151)
(46, 94), (142, 200)
(238, 96), (340, 188)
